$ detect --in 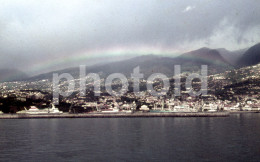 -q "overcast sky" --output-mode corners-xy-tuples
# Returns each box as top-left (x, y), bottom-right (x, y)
(0, 0), (260, 75)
